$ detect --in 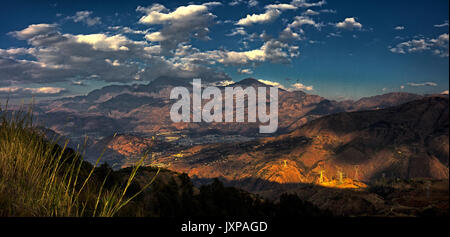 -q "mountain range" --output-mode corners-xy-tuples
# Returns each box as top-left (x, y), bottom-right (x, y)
(23, 77), (449, 214)
(36, 77), (425, 139)
(158, 96), (448, 195)
(31, 77), (448, 192)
